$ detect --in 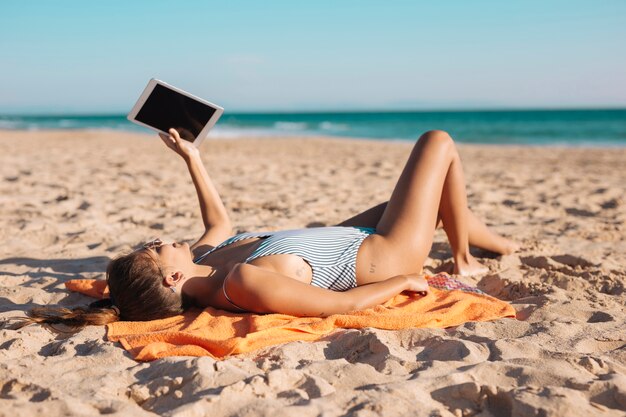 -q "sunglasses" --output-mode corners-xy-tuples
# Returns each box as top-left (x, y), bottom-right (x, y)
(143, 238), (164, 251)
